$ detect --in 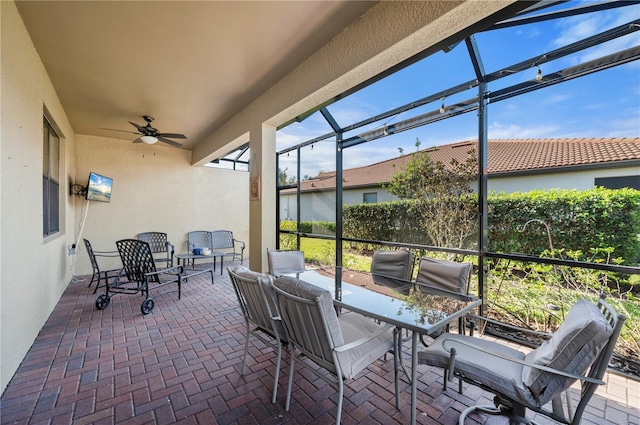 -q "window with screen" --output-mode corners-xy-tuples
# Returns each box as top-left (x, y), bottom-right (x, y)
(43, 116), (60, 237)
